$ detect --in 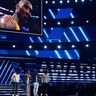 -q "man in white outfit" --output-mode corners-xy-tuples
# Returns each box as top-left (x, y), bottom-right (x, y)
(33, 70), (39, 96)
(11, 69), (20, 96)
